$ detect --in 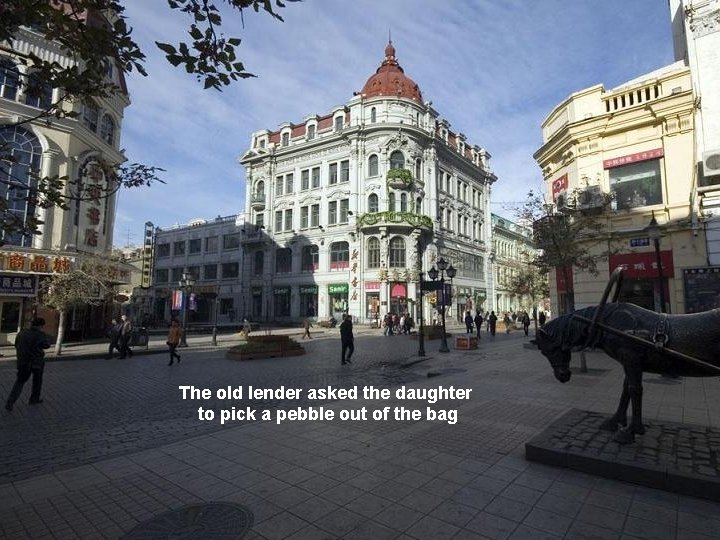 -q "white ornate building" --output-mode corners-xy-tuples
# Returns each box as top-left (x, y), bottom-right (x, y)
(239, 41), (496, 323)
(0, 13), (129, 342)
